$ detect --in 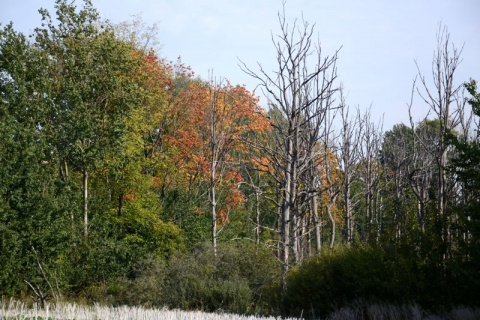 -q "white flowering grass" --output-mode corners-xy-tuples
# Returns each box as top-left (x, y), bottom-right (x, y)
(0, 299), (296, 320)
(3, 299), (479, 320)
